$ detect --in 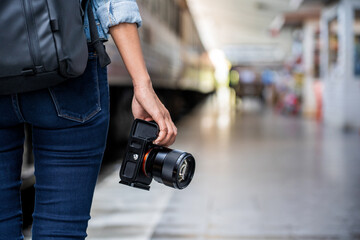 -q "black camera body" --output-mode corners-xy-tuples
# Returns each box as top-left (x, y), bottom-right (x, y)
(119, 119), (195, 191)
